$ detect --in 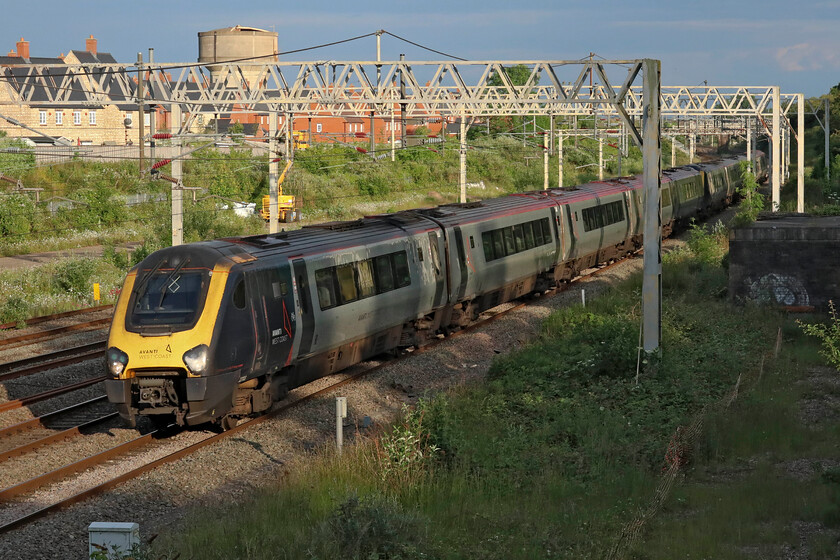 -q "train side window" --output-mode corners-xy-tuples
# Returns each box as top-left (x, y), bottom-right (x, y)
(502, 228), (516, 255)
(512, 224), (525, 252)
(417, 247), (424, 262)
(661, 187), (672, 208)
(316, 268), (338, 310)
(492, 230), (505, 259)
(539, 218), (551, 244)
(523, 222), (535, 249)
(469, 236), (475, 249)
(336, 264), (358, 304)
(394, 252), (411, 287)
(357, 259), (376, 298)
(394, 251), (411, 288)
(375, 255), (395, 293)
(232, 278), (247, 310)
(481, 232), (494, 261)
